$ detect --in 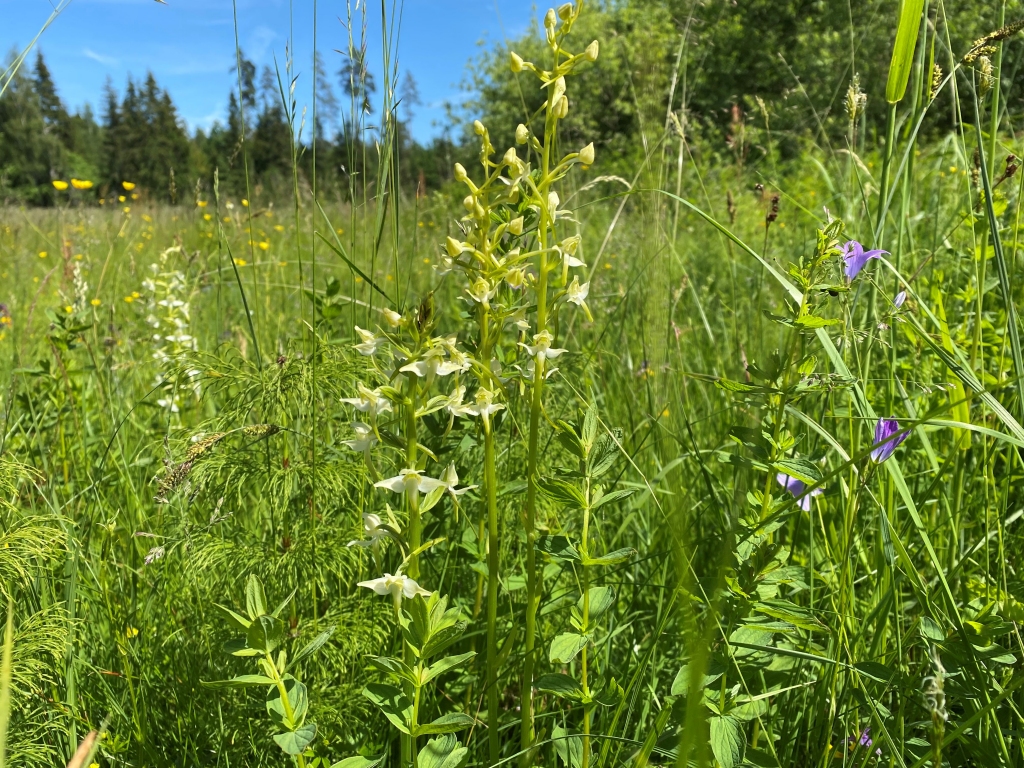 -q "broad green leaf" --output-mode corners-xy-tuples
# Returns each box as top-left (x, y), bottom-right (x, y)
(292, 627), (335, 666)
(549, 633), (588, 664)
(362, 683), (412, 734)
(591, 488), (635, 510)
(416, 712), (475, 736)
(368, 655), (417, 684)
(671, 659), (724, 696)
(536, 535), (581, 562)
(885, 0), (926, 103)
(271, 587), (297, 619)
(247, 614), (285, 653)
(583, 548), (634, 567)
(539, 477), (587, 510)
(215, 603), (251, 631)
(419, 485), (445, 514)
(245, 574), (267, 620)
(553, 725), (583, 768)
(273, 721), (316, 755)
(421, 622), (467, 660)
(771, 457), (822, 485)
(424, 651), (475, 684)
(709, 715), (745, 768)
(222, 638), (261, 657)
(331, 757), (383, 768)
(577, 587), (615, 619)
(534, 672), (583, 698)
(853, 661), (895, 683)
(418, 734), (468, 768)
(267, 675), (308, 729)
